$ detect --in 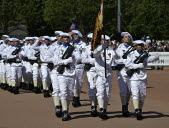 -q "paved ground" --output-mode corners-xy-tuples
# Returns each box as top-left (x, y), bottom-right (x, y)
(0, 70), (169, 128)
